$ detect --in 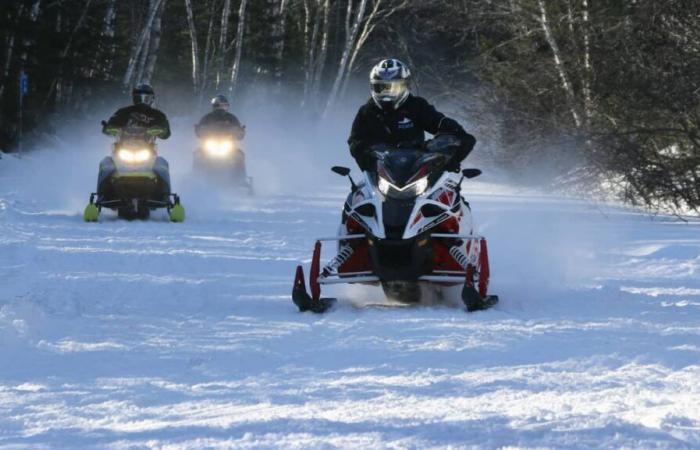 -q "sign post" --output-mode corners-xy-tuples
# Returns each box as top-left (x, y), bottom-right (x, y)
(18, 71), (28, 155)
